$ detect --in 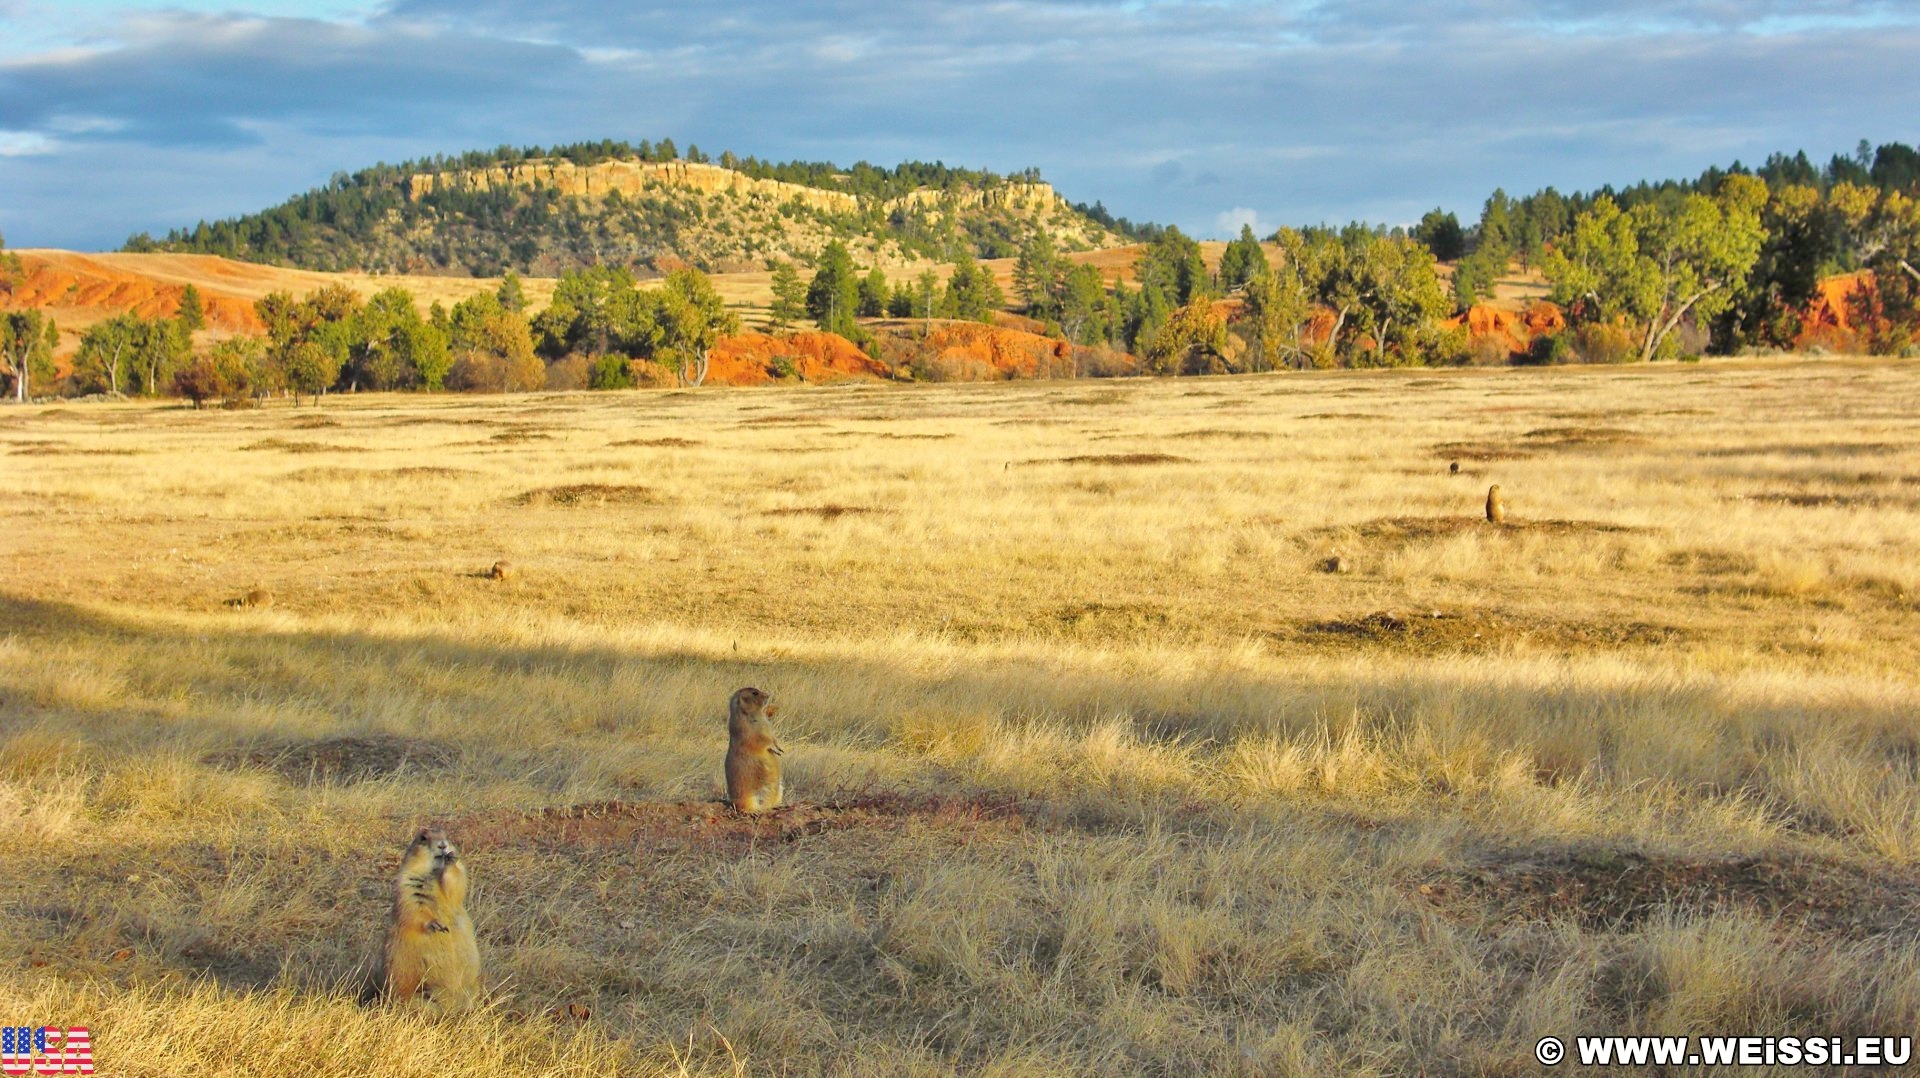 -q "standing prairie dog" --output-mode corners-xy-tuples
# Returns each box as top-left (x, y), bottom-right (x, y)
(486, 560), (512, 581)
(1486, 484), (1507, 524)
(378, 827), (481, 1015)
(725, 687), (784, 813)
